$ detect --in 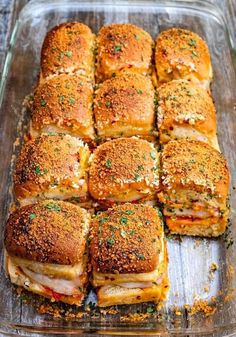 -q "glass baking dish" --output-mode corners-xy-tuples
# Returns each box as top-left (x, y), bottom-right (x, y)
(0, 0), (236, 335)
